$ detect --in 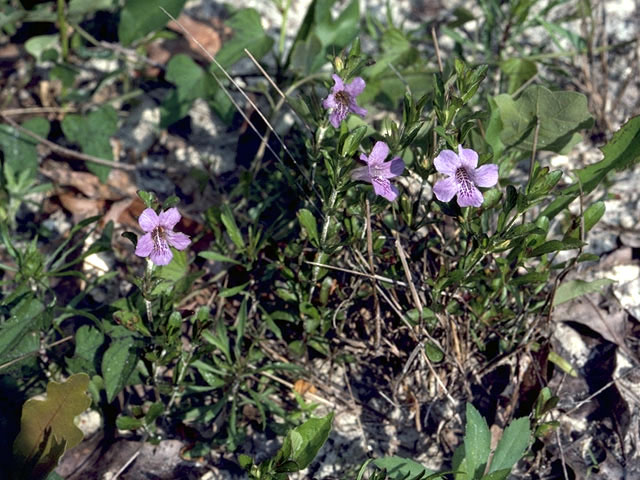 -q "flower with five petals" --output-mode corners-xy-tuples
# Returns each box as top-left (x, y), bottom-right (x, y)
(351, 141), (405, 202)
(433, 145), (498, 207)
(322, 74), (367, 128)
(135, 207), (191, 266)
